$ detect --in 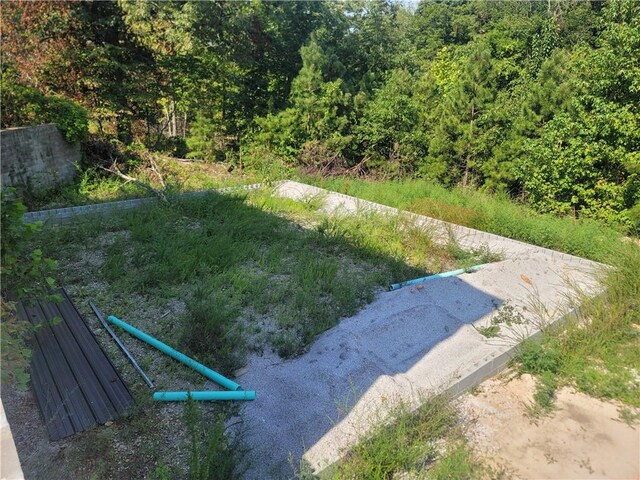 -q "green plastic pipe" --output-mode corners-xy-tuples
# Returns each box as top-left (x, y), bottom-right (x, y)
(153, 391), (256, 402)
(390, 264), (485, 291)
(107, 315), (242, 391)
